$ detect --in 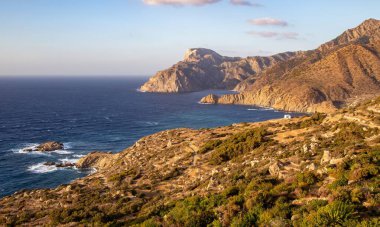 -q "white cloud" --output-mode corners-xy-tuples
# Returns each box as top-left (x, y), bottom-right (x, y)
(247, 31), (299, 40)
(230, 0), (262, 7)
(248, 17), (288, 26)
(143, 0), (221, 6)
